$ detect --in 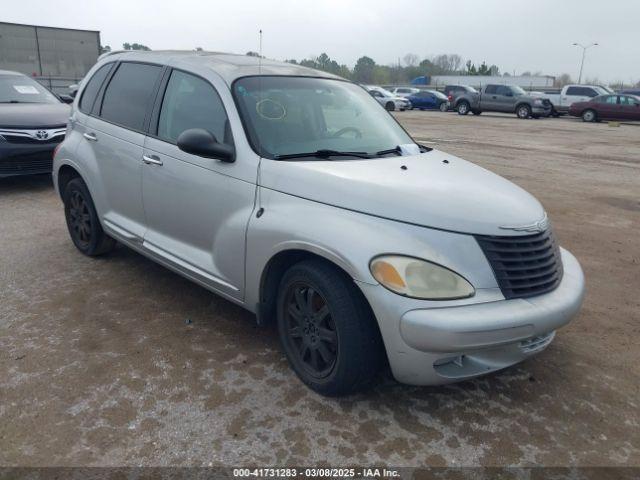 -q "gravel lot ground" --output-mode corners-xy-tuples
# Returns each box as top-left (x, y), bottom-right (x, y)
(1, 112), (638, 469)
